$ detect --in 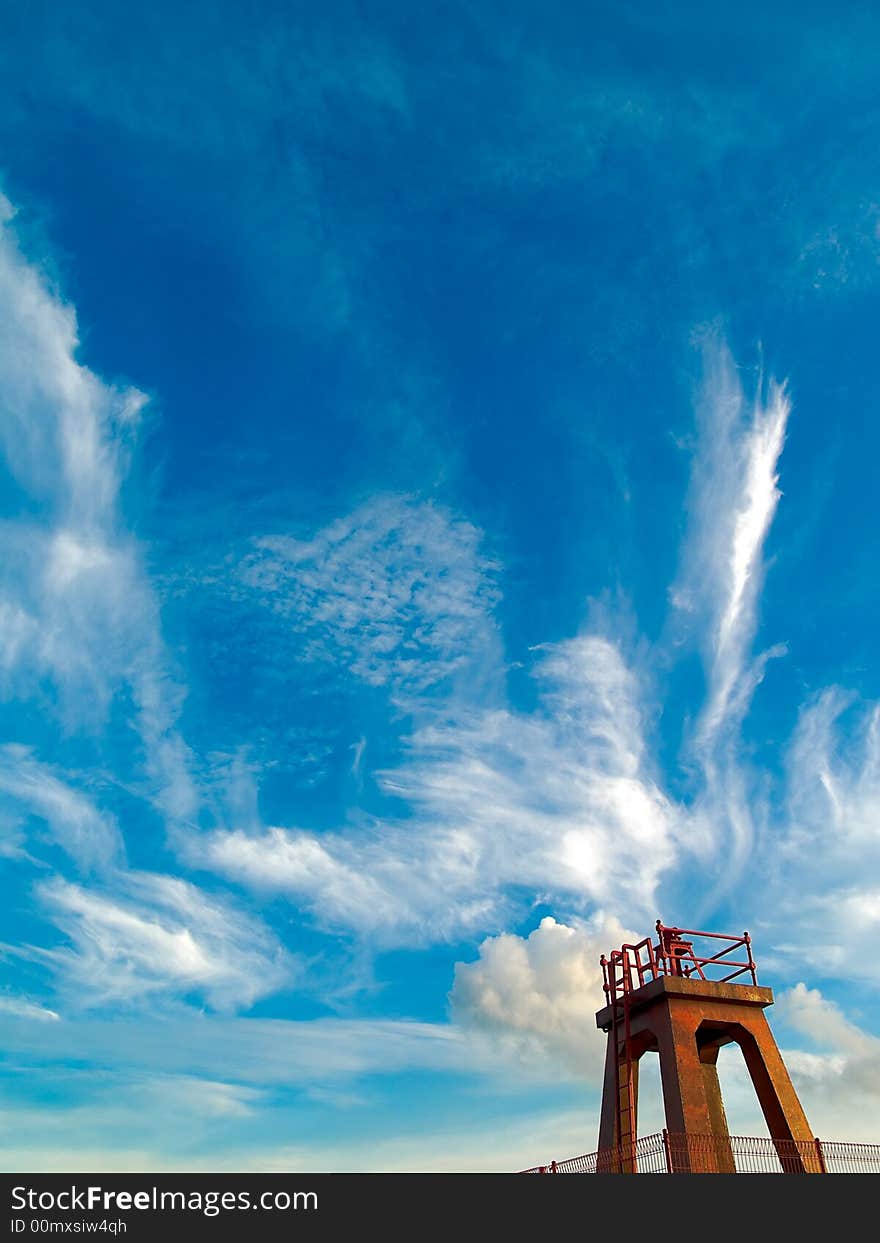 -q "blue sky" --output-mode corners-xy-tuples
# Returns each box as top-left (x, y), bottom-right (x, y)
(1, 1), (880, 1170)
